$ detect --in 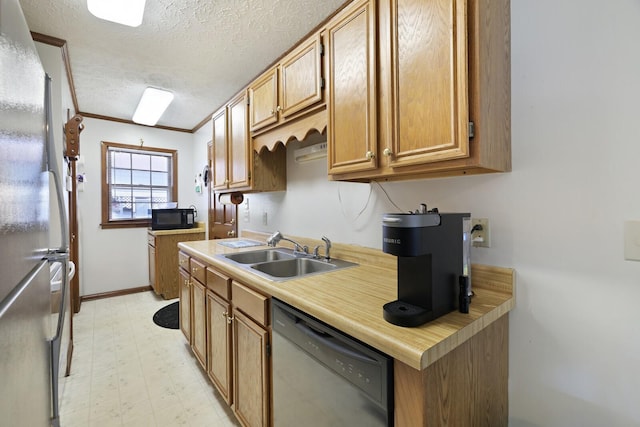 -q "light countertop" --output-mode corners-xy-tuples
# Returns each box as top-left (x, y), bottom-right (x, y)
(148, 222), (206, 236)
(178, 236), (514, 371)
